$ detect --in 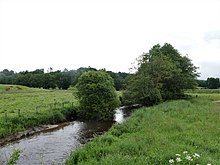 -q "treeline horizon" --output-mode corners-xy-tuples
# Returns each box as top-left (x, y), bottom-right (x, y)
(1, 67), (220, 90)
(0, 67), (129, 90)
(197, 77), (220, 89)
